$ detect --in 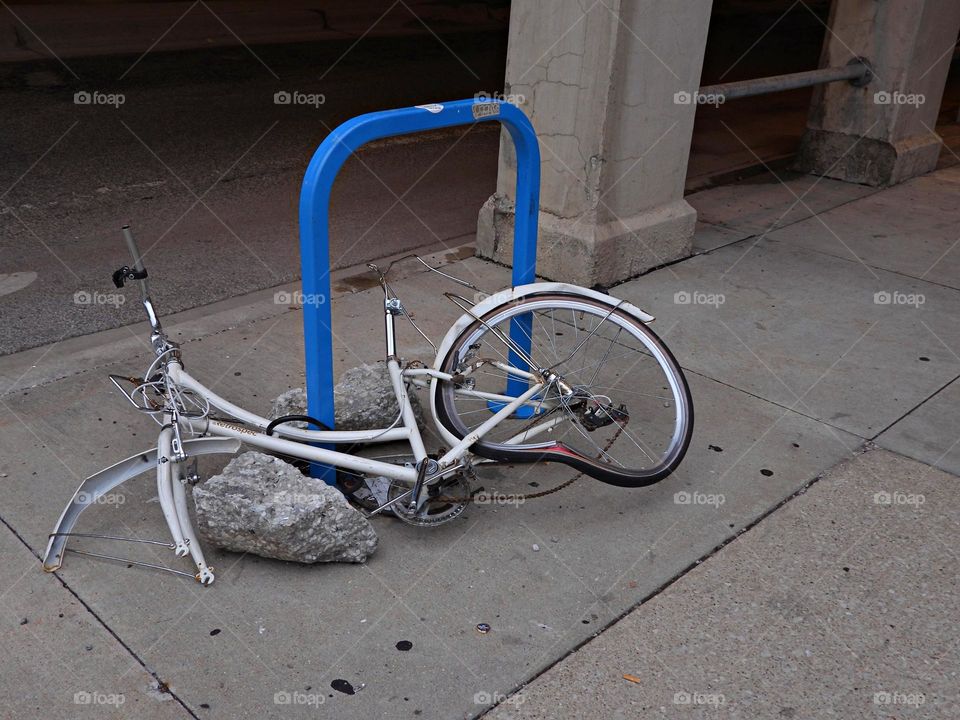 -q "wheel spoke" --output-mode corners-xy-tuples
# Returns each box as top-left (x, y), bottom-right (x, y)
(437, 295), (690, 481)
